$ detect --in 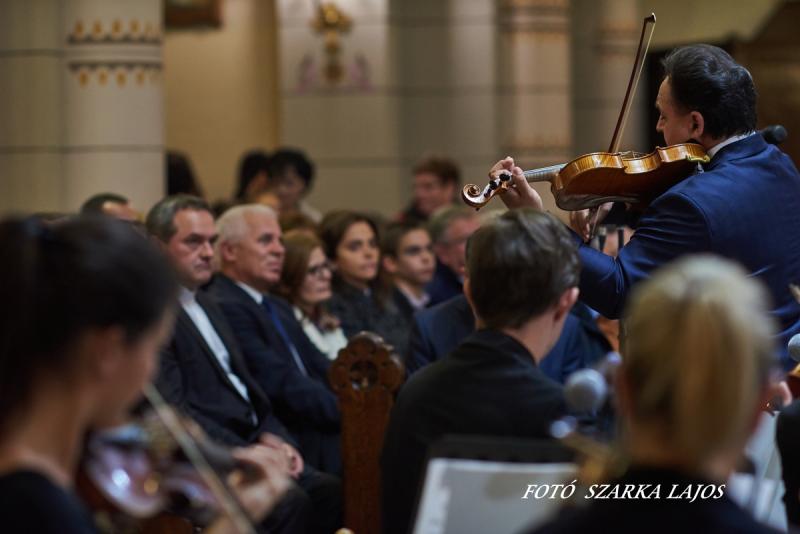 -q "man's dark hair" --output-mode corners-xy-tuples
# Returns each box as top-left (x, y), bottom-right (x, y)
(80, 193), (129, 215)
(413, 156), (461, 187)
(268, 148), (315, 189)
(145, 194), (213, 243)
(235, 149), (270, 201)
(466, 209), (580, 329)
(381, 221), (426, 258)
(662, 44), (757, 139)
(0, 216), (177, 435)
